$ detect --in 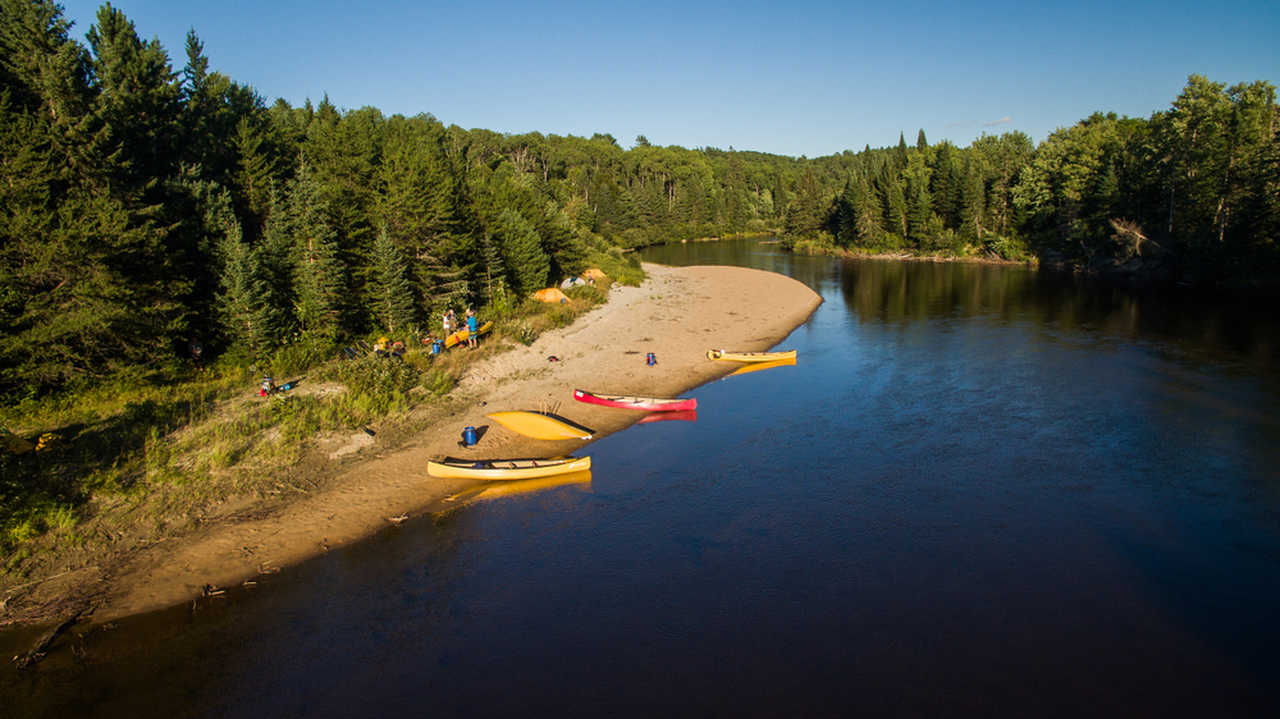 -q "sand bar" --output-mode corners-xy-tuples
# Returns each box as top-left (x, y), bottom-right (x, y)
(20, 263), (822, 625)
